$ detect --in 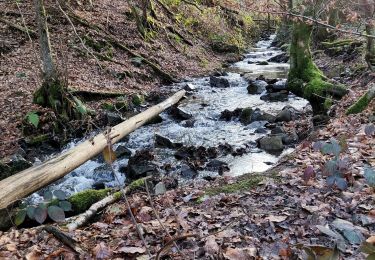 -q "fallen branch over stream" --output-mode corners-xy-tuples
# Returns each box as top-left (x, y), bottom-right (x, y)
(0, 90), (186, 210)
